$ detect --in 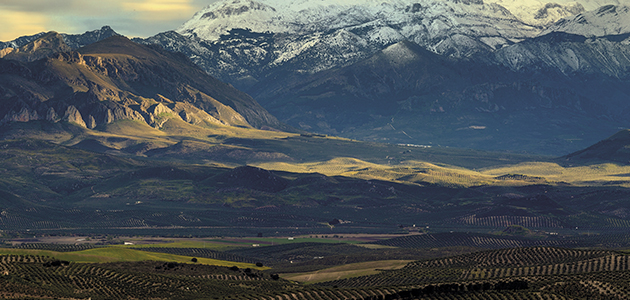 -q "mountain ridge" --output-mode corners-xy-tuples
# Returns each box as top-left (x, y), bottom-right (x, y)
(4, 2), (630, 155)
(0, 34), (286, 132)
(247, 39), (630, 155)
(0, 26), (120, 52)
